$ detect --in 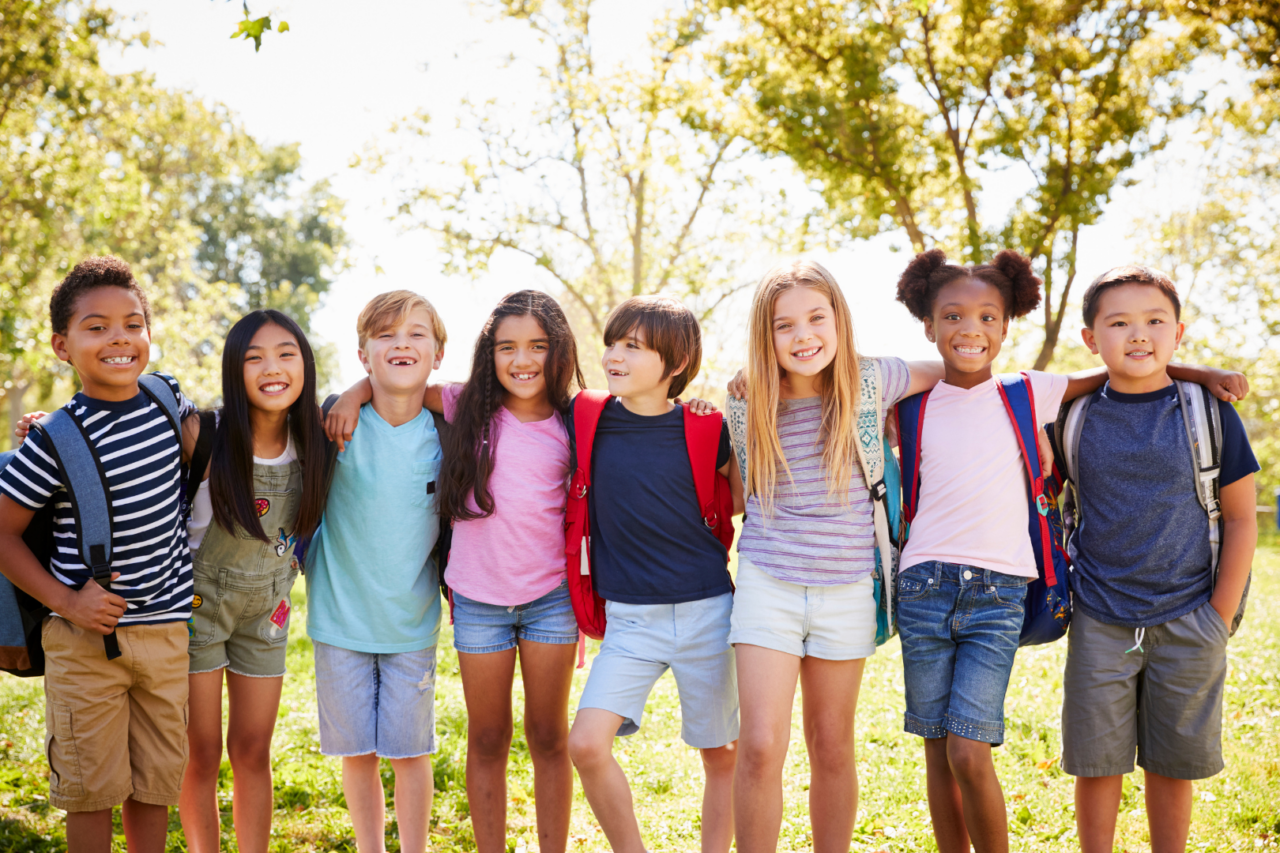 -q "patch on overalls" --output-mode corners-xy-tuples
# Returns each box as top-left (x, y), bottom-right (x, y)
(255, 498), (270, 517)
(192, 594), (203, 608)
(274, 528), (298, 557)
